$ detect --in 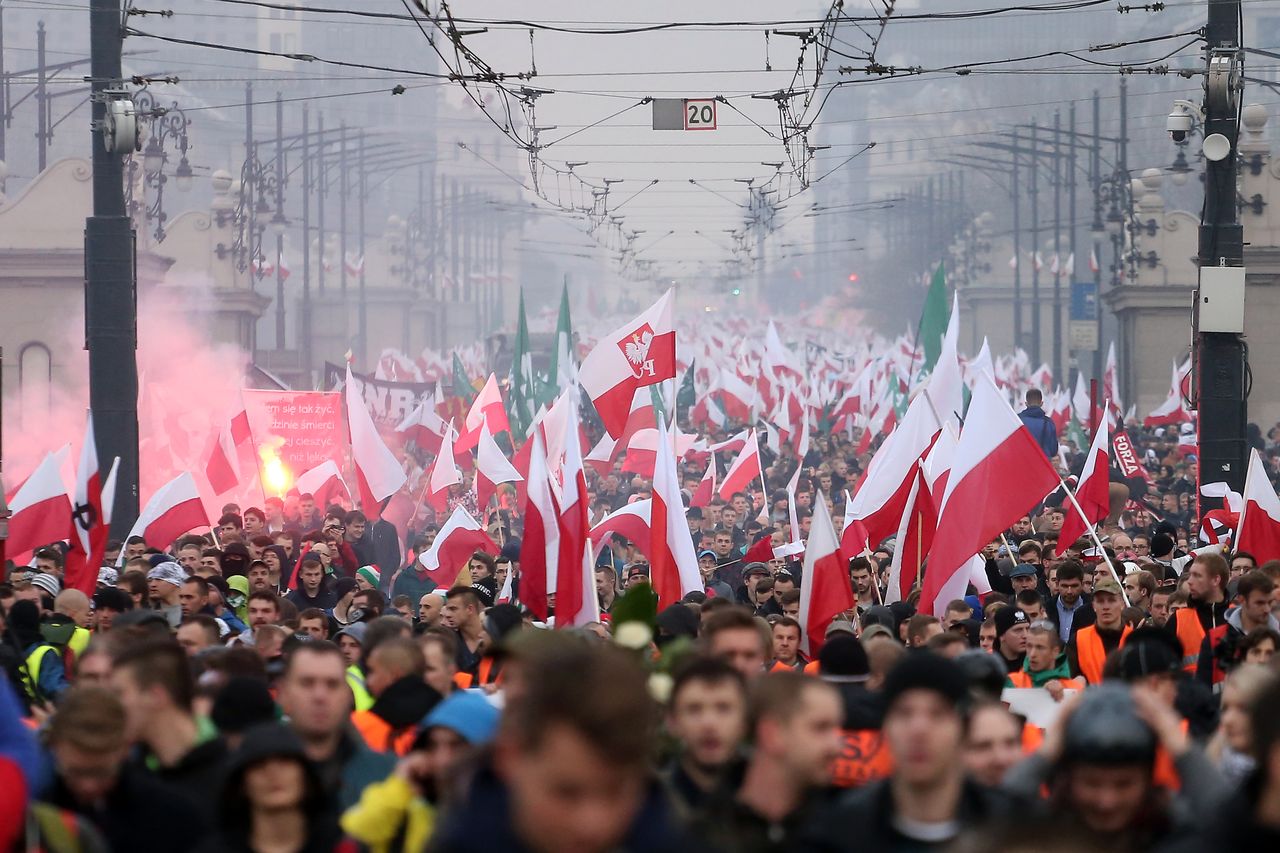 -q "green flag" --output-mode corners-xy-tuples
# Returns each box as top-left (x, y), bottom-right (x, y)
(508, 290), (537, 436)
(918, 262), (949, 374)
(548, 282), (576, 395)
(675, 360), (696, 421)
(451, 353), (477, 407)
